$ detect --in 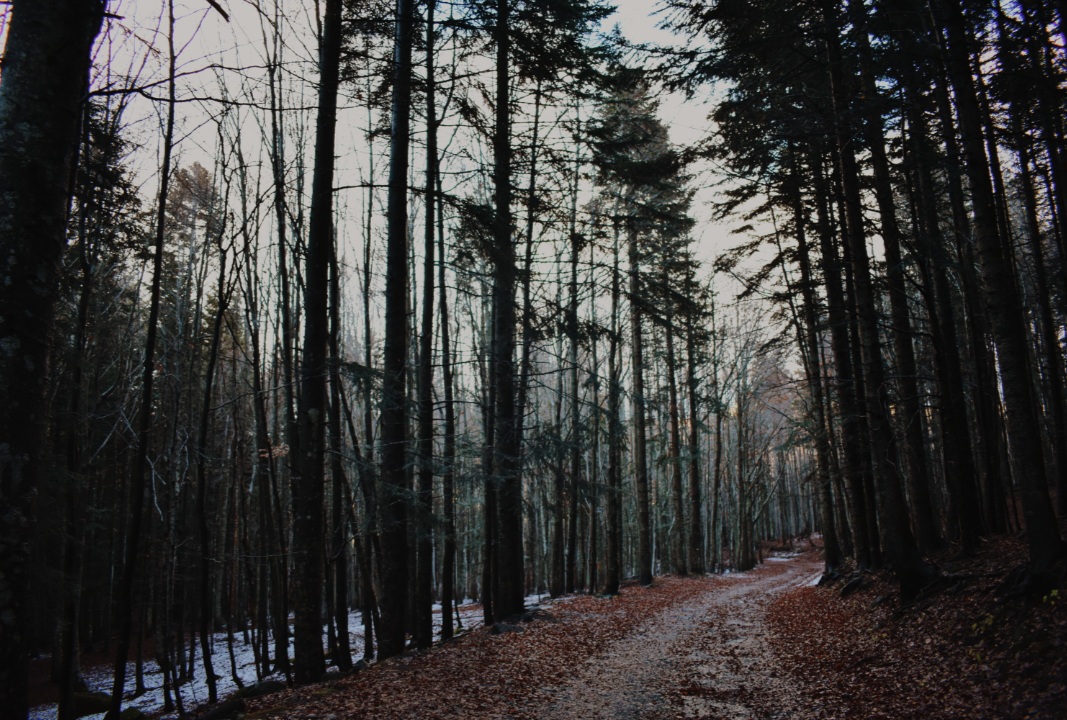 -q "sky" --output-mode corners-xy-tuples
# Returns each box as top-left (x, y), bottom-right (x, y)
(606, 1), (735, 263)
(0, 0), (737, 281)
